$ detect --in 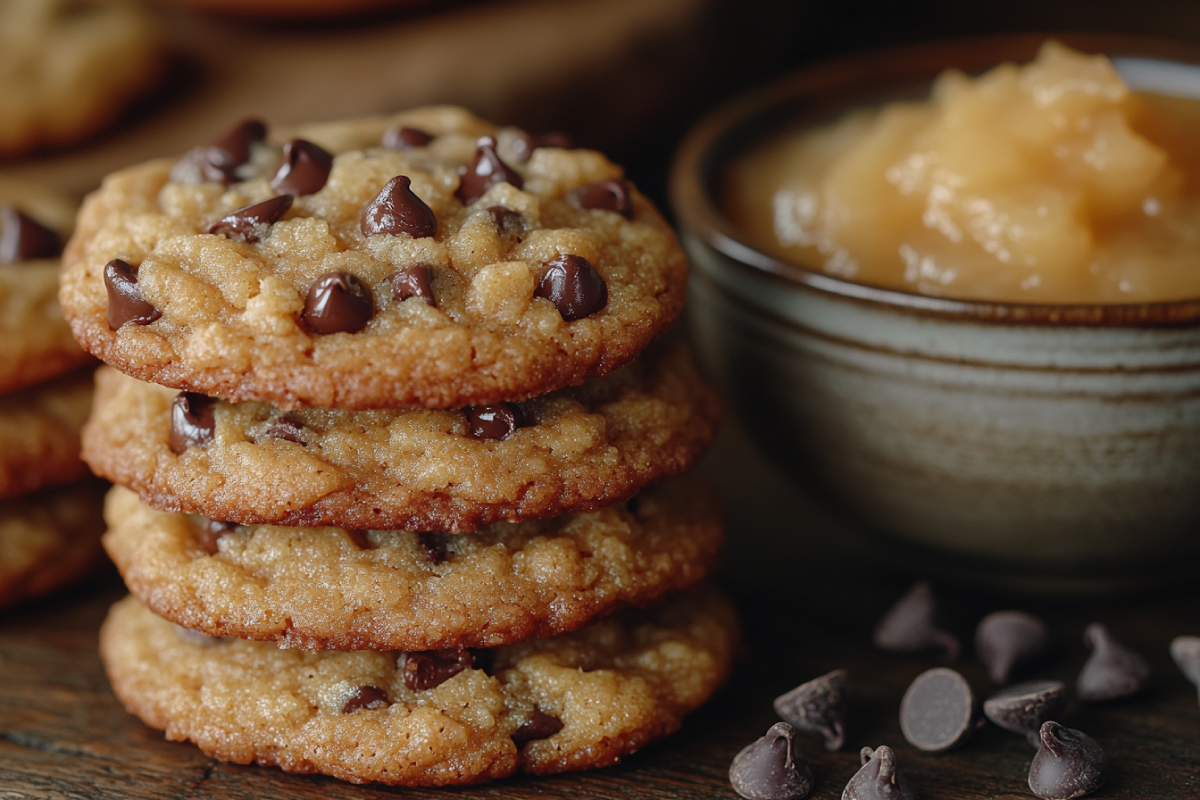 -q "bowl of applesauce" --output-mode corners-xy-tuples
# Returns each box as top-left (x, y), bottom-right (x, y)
(671, 35), (1200, 592)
